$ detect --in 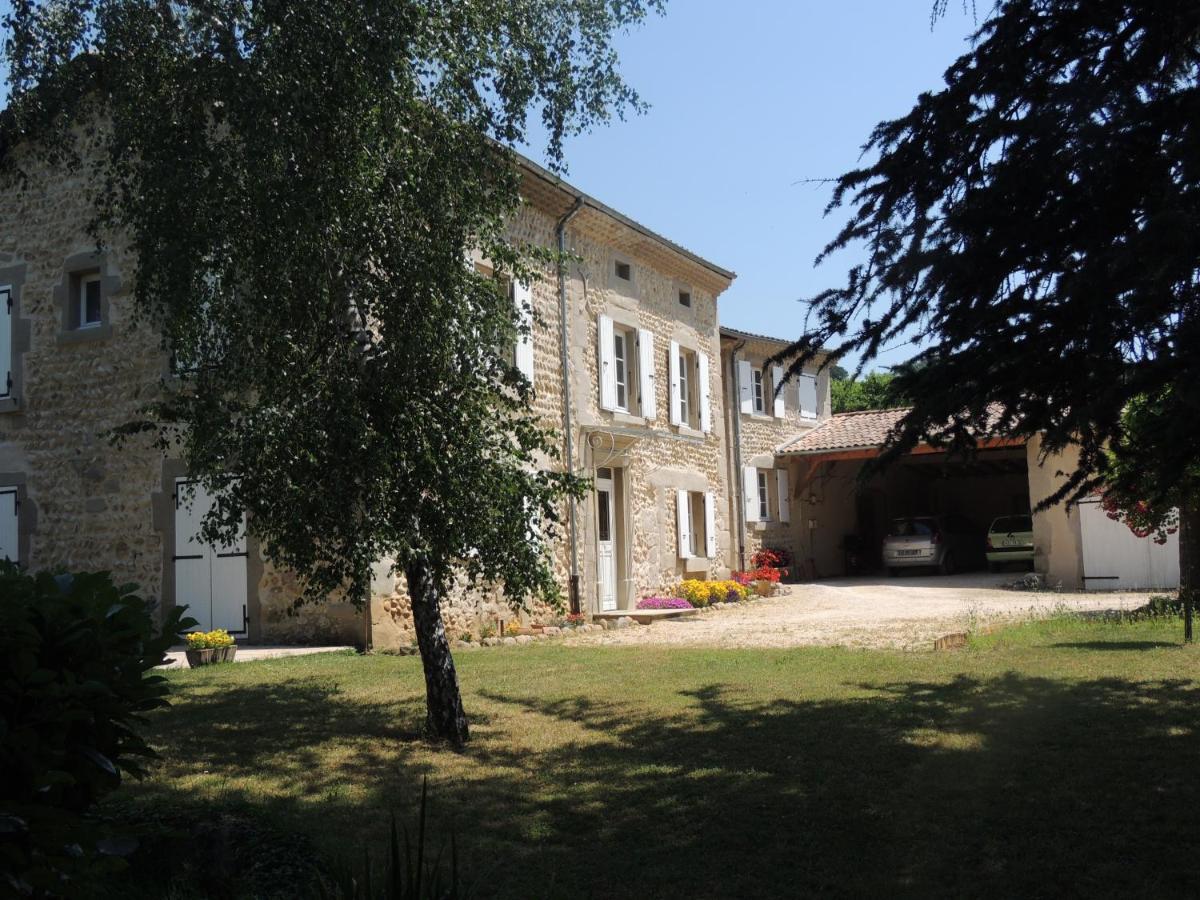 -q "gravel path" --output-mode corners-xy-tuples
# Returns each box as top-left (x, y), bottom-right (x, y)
(565, 573), (1159, 651)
